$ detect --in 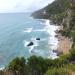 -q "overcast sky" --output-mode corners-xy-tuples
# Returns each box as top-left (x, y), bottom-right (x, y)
(0, 0), (54, 13)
